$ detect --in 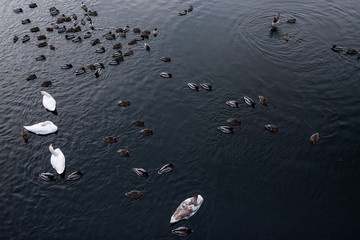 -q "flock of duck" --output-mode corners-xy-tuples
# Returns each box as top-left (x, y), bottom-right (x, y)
(16, 2), (202, 237)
